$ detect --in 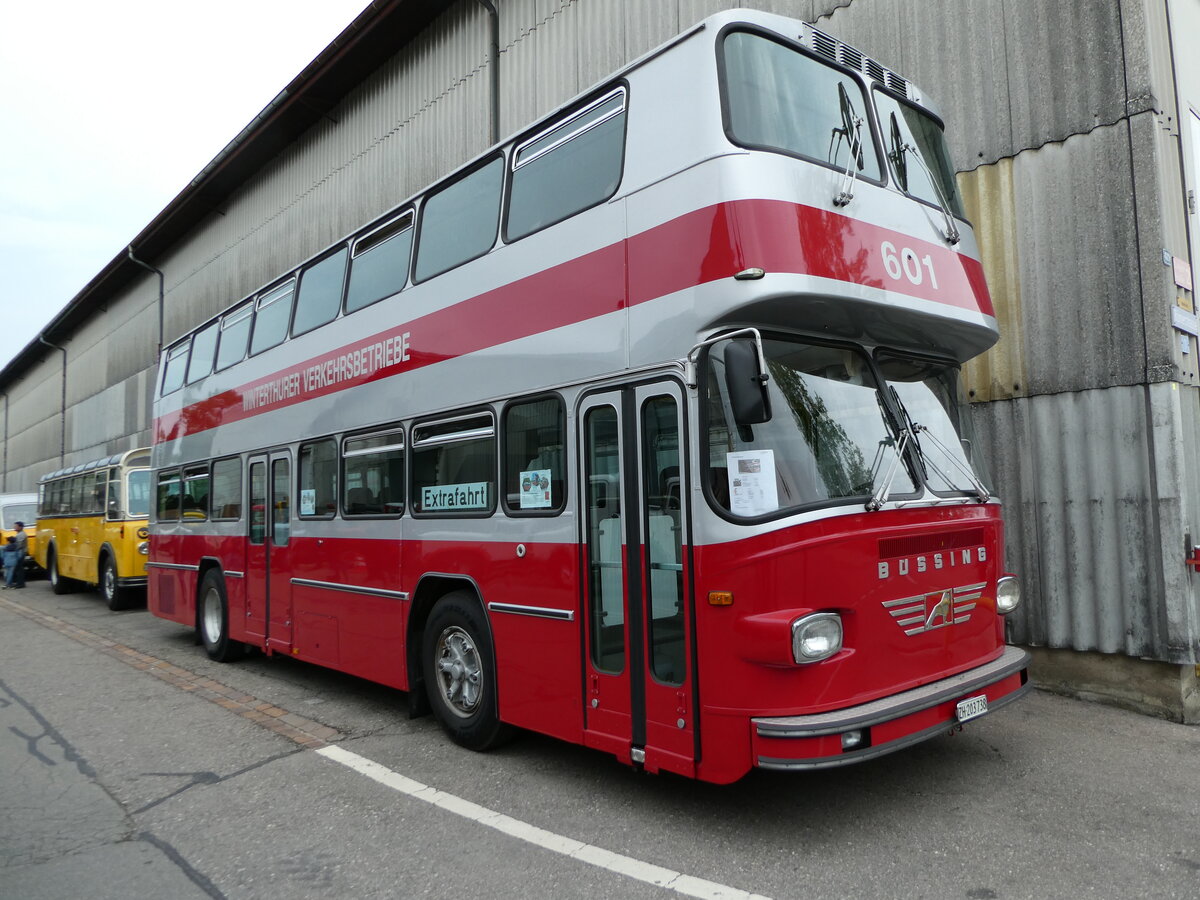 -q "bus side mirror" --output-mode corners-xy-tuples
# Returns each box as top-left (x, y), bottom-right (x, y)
(723, 340), (771, 426)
